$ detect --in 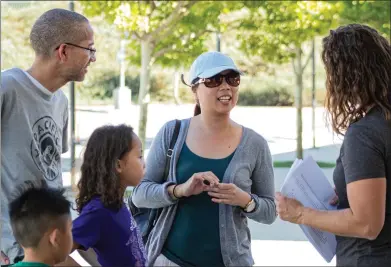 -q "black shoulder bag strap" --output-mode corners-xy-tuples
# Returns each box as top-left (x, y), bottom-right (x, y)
(149, 119), (181, 230)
